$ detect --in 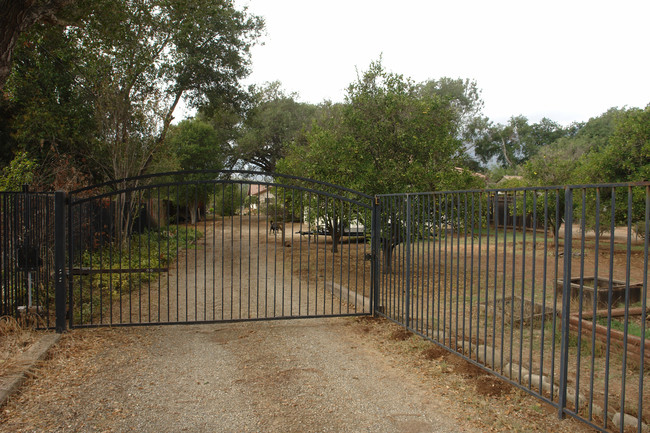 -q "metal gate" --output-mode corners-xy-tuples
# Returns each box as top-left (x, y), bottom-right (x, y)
(63, 170), (376, 328)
